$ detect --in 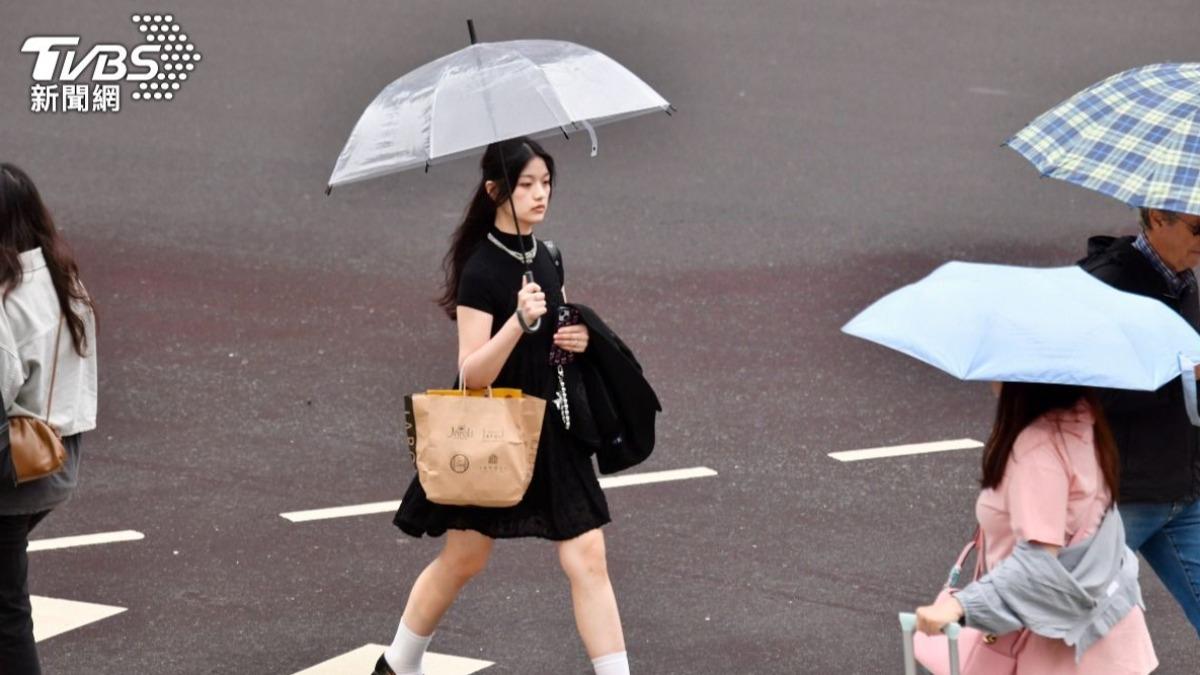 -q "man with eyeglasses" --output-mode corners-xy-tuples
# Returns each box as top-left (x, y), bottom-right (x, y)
(1081, 207), (1200, 636)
